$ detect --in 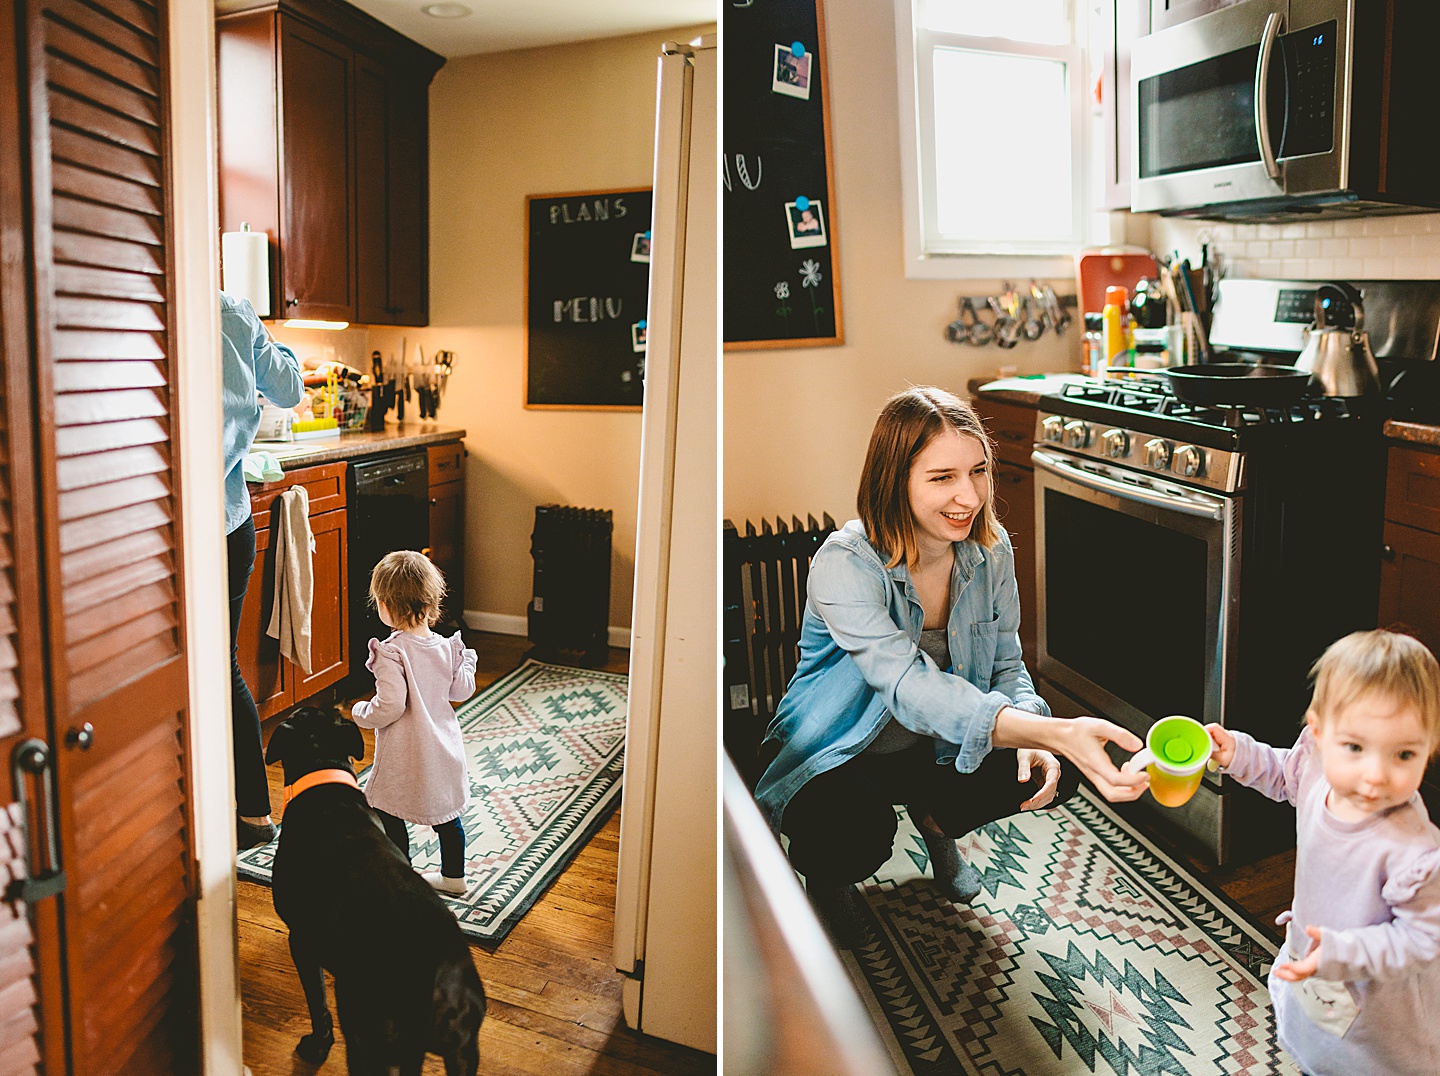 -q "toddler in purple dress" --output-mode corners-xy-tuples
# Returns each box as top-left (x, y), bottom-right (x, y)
(351, 550), (477, 895)
(1207, 629), (1440, 1076)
